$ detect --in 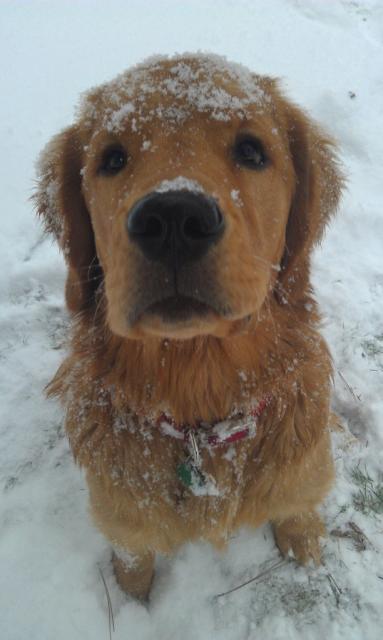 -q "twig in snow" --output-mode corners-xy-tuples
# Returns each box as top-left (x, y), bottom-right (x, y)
(23, 232), (46, 262)
(98, 567), (115, 640)
(326, 572), (342, 607)
(214, 558), (289, 599)
(348, 521), (375, 550)
(337, 369), (362, 402)
(331, 520), (374, 552)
